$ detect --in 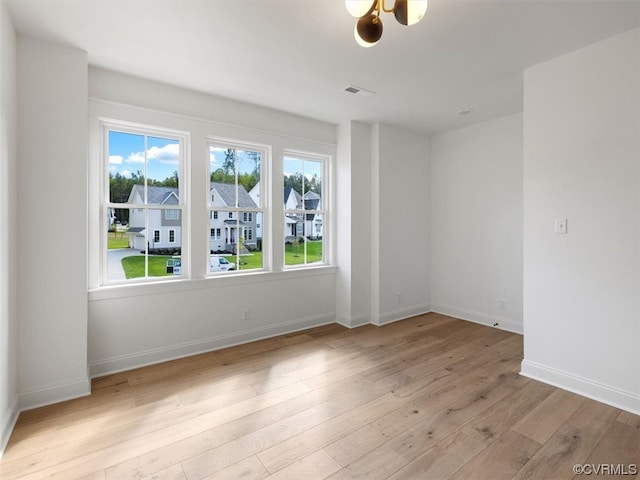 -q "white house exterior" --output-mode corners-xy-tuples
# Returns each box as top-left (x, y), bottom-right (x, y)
(209, 182), (258, 253)
(127, 182), (258, 253)
(250, 182), (323, 241)
(303, 191), (323, 240)
(248, 182), (262, 240)
(127, 185), (182, 251)
(284, 187), (303, 240)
